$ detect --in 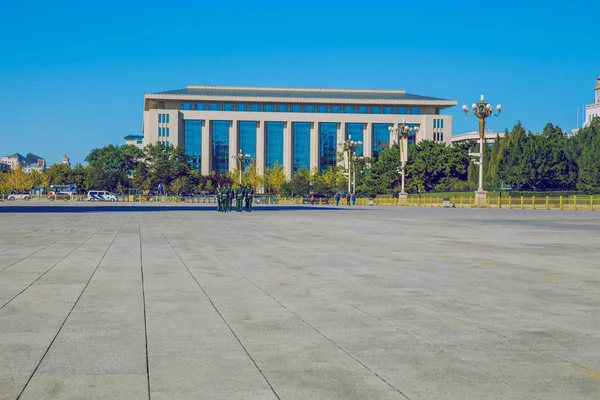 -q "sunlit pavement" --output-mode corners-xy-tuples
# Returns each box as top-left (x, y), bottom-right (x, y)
(1, 205), (600, 399)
